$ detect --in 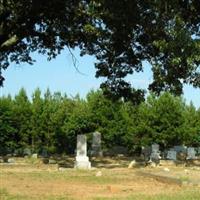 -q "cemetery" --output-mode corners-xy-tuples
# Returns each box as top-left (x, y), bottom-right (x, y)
(1, 90), (200, 199)
(1, 1), (200, 199)
(1, 132), (200, 200)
